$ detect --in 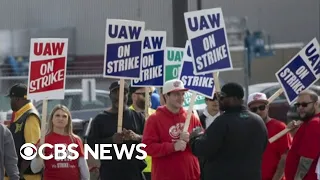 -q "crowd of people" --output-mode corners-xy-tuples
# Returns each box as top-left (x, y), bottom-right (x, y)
(1, 79), (320, 180)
